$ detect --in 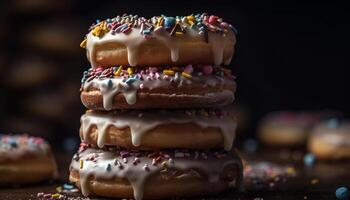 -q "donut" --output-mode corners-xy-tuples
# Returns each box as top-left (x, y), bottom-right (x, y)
(5, 56), (56, 89)
(80, 109), (237, 151)
(0, 134), (57, 185)
(80, 65), (236, 110)
(258, 111), (326, 146)
(308, 119), (350, 159)
(69, 143), (243, 200)
(80, 14), (237, 68)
